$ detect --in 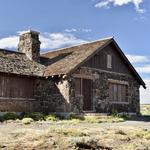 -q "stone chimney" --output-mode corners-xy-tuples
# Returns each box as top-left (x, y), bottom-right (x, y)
(18, 30), (41, 62)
